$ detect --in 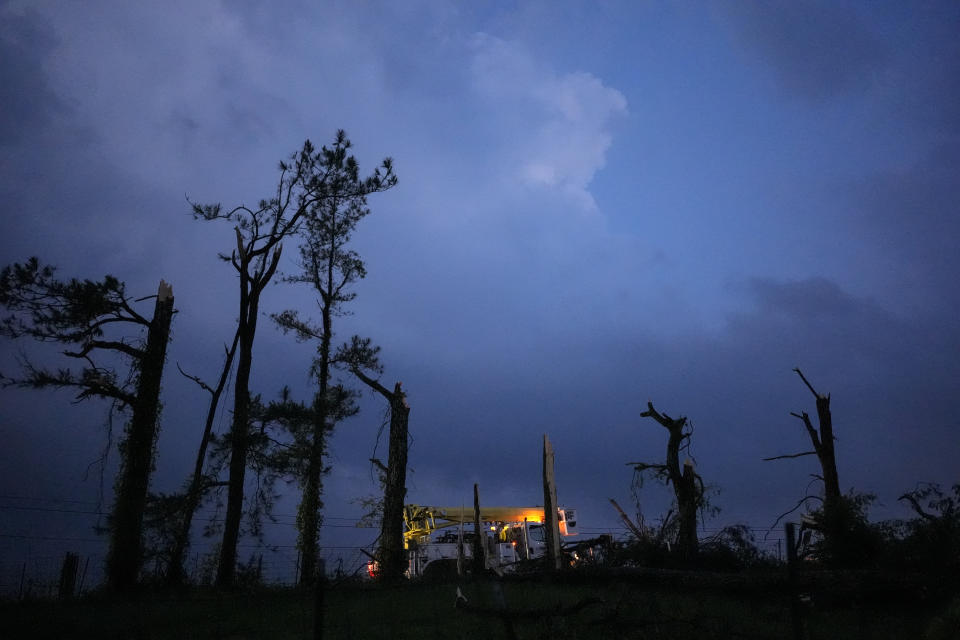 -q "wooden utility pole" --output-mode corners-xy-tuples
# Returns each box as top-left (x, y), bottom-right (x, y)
(473, 484), (485, 573)
(609, 498), (645, 540)
(542, 435), (561, 571)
